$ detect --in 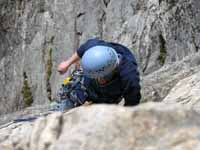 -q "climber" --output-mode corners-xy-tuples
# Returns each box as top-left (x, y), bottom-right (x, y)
(57, 38), (141, 108)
